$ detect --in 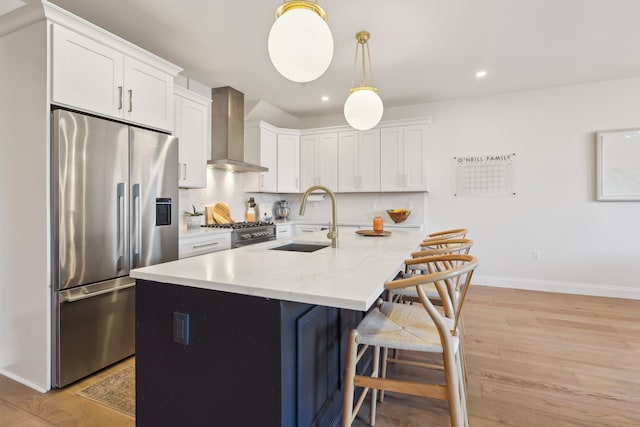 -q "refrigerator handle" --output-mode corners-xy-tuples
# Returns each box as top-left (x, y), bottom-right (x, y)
(116, 182), (125, 271)
(132, 183), (141, 268)
(62, 281), (136, 303)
